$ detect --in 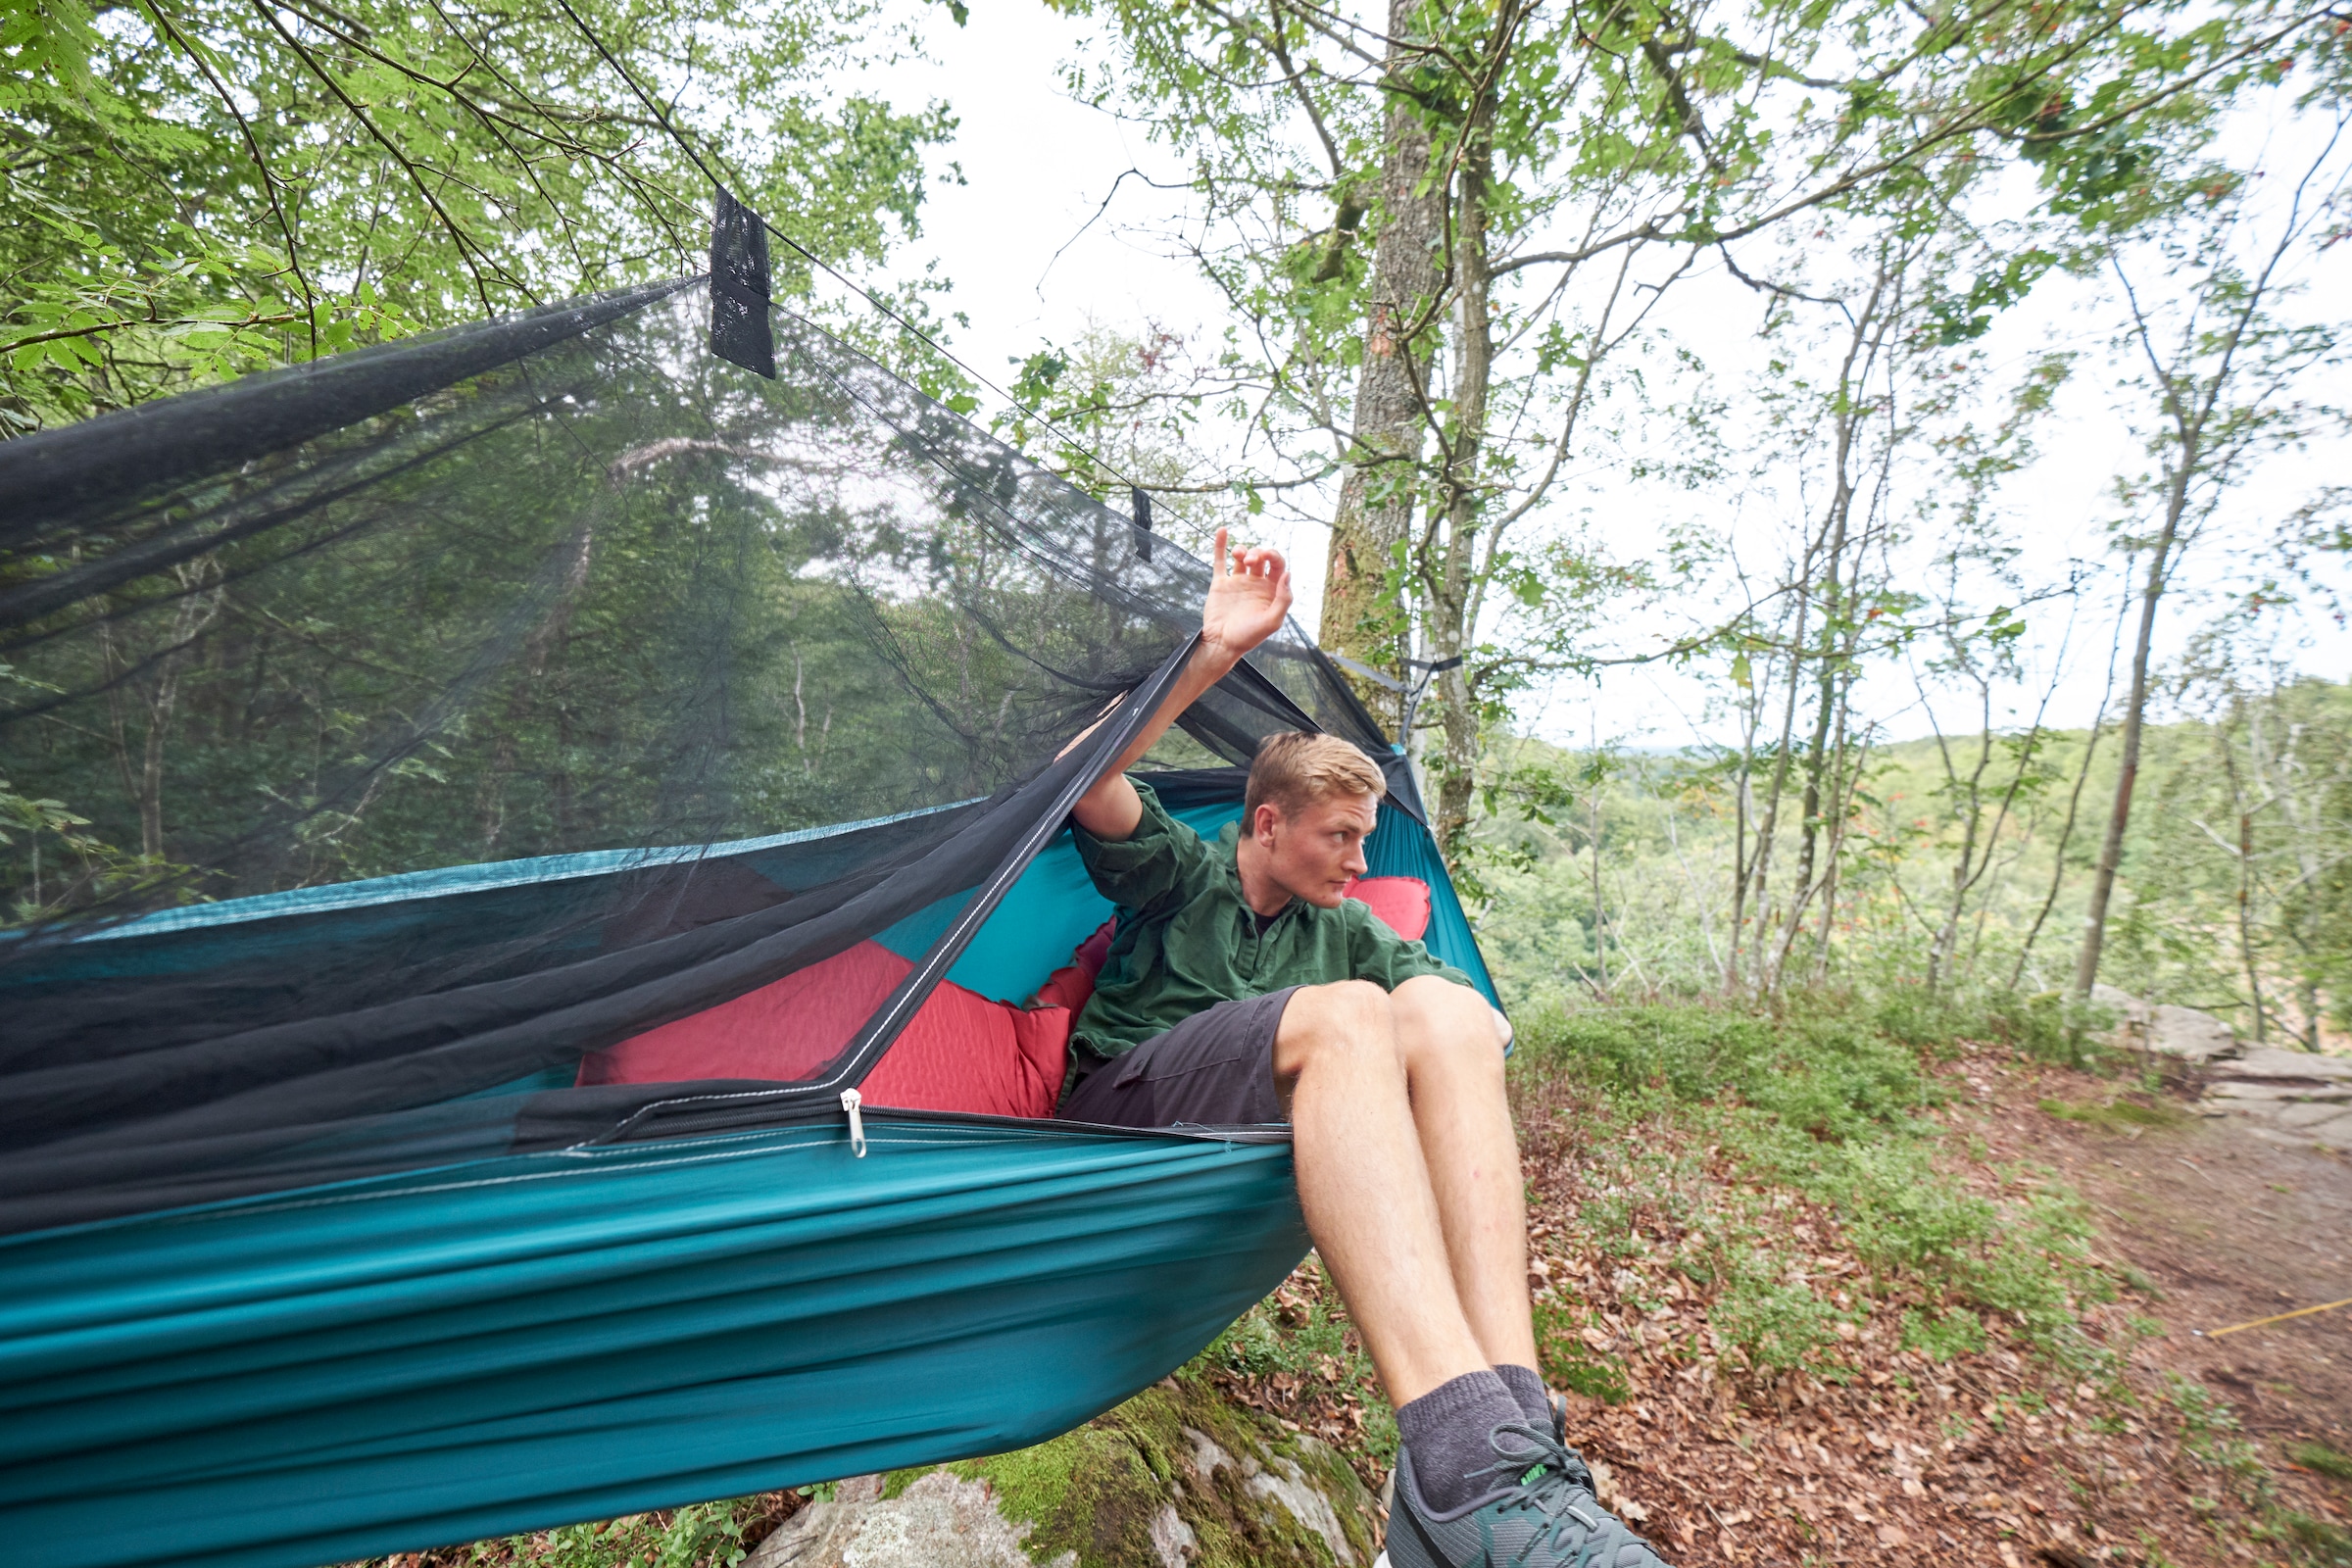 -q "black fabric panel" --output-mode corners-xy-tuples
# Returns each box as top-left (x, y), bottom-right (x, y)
(4, 767), (1014, 1150)
(0, 385), (565, 638)
(0, 278), (696, 546)
(708, 186), (776, 379)
(1130, 485), (1153, 563)
(0, 1098), (531, 1236)
(1126, 766), (1249, 809)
